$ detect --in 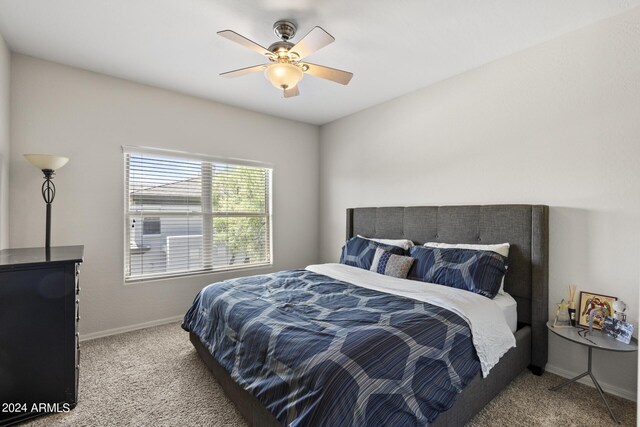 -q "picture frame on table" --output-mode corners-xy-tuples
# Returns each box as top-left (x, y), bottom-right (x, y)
(602, 316), (635, 344)
(578, 291), (617, 330)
